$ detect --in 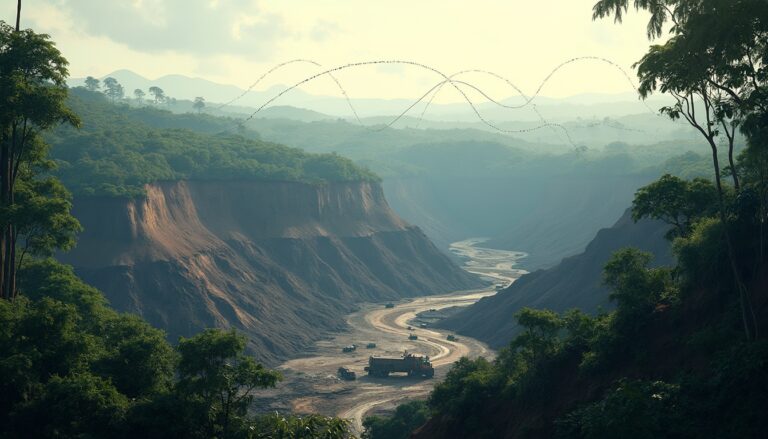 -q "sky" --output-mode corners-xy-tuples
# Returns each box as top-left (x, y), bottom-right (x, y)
(1, 0), (659, 103)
